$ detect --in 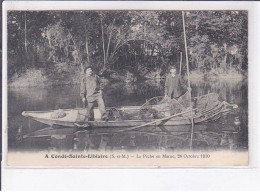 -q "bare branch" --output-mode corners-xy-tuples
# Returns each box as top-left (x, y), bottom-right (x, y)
(109, 38), (150, 61)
